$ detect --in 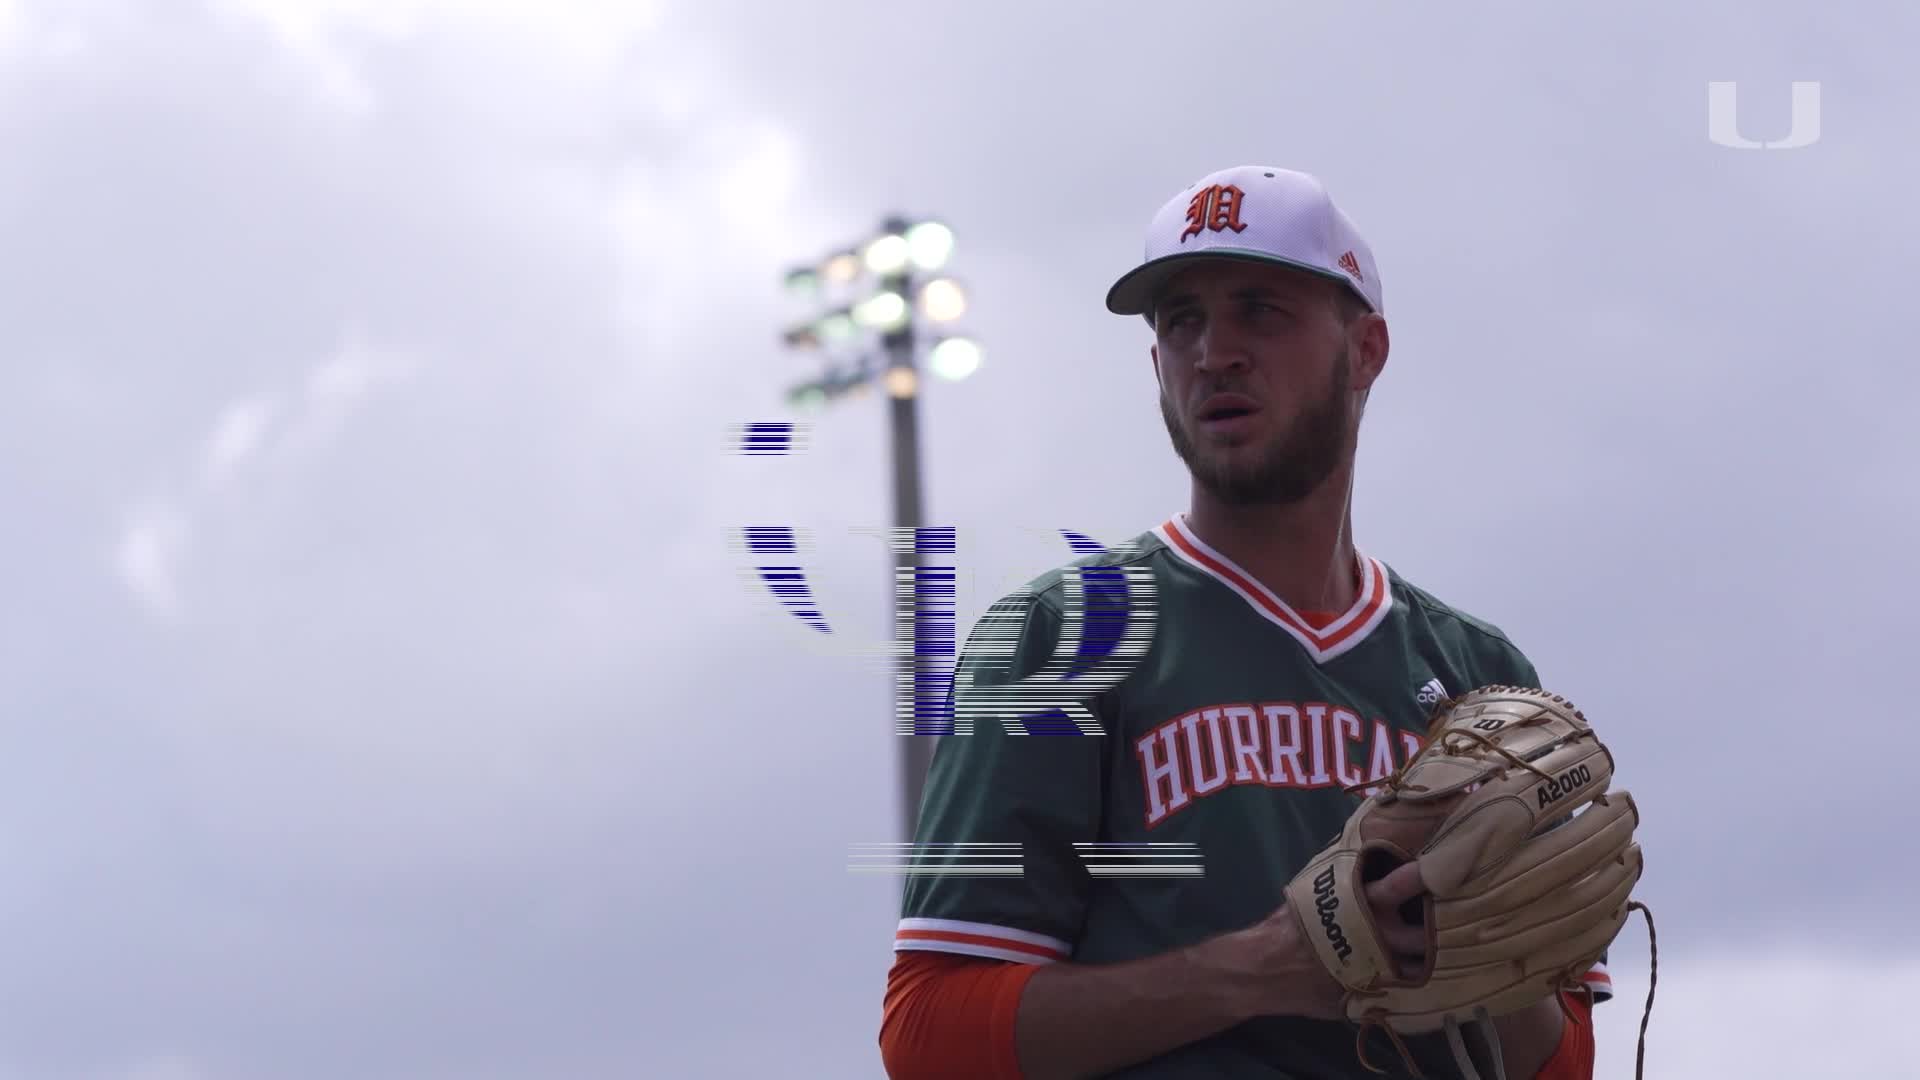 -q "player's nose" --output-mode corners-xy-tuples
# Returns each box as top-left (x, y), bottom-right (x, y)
(1194, 324), (1254, 374)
